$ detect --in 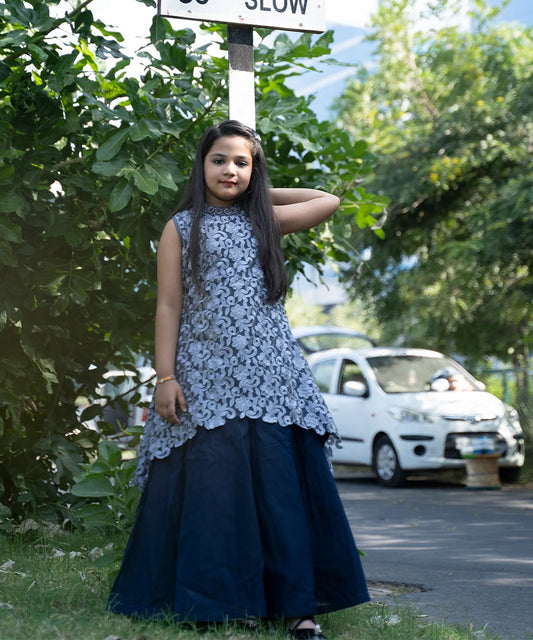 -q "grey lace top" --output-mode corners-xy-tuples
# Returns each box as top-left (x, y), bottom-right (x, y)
(133, 205), (338, 489)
